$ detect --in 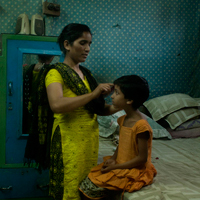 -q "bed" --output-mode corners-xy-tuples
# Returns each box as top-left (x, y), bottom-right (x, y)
(97, 93), (200, 200)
